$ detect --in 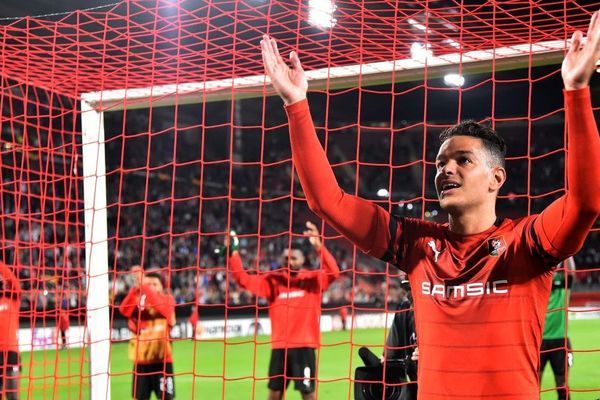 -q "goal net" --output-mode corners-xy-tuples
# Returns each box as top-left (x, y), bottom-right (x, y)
(0, 0), (599, 398)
